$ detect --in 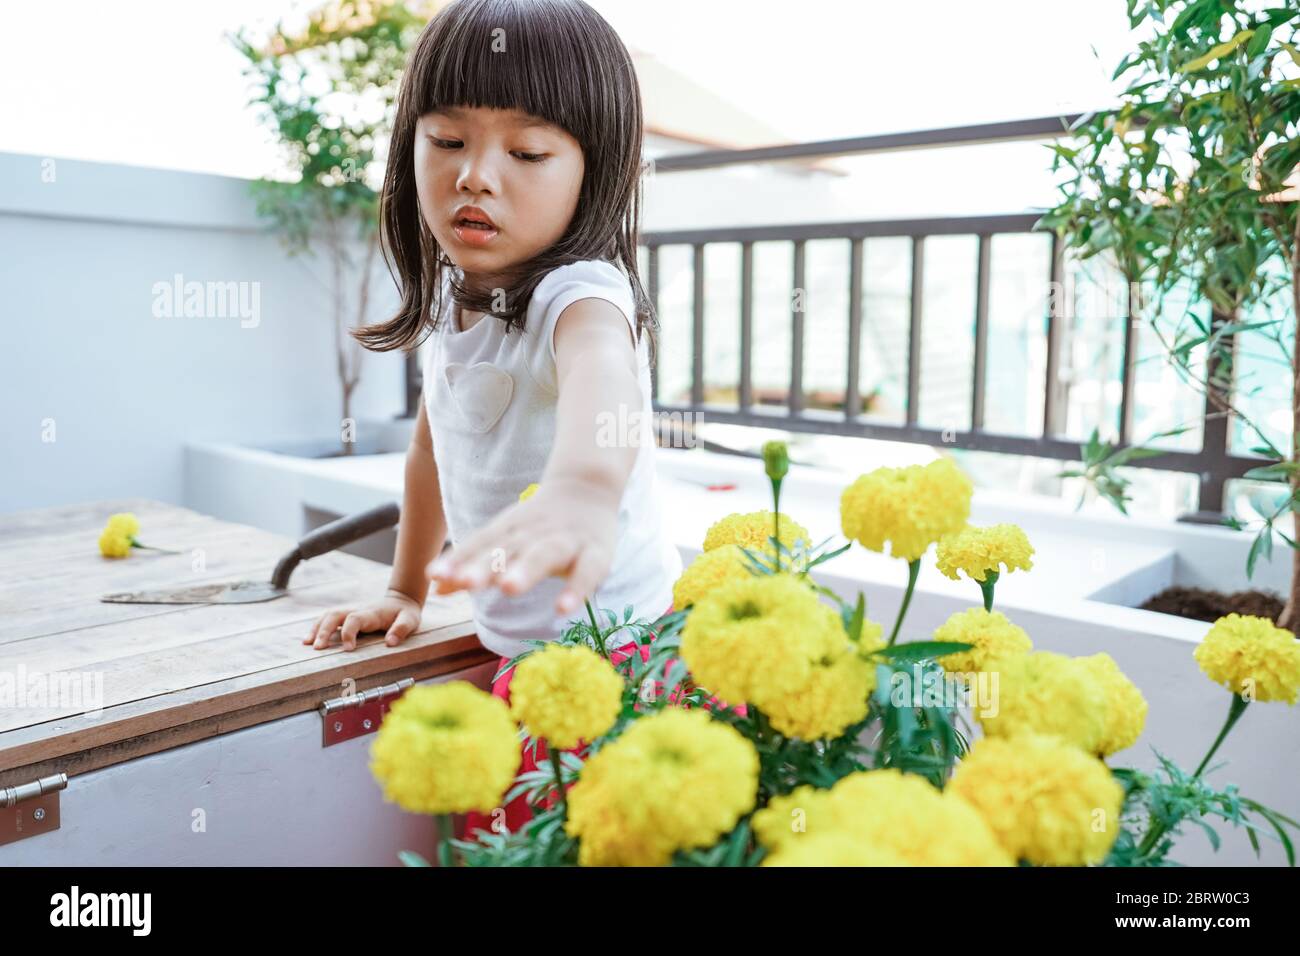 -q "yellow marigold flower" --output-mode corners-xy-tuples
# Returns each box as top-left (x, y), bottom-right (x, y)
(977, 651), (1106, 754)
(753, 769), (1012, 866)
(681, 572), (843, 707)
(98, 512), (141, 558)
(98, 529), (133, 558)
(519, 483), (539, 502)
(762, 832), (909, 867)
(672, 544), (755, 609)
(934, 607), (1033, 677)
(1076, 652), (1147, 756)
(949, 733), (1123, 866)
(752, 784), (836, 851)
(369, 681), (520, 815)
(565, 709), (759, 866)
(1194, 613), (1300, 705)
(106, 512), (140, 538)
(935, 523), (1034, 583)
(509, 644), (623, 749)
(702, 510), (810, 557)
(760, 642), (876, 740)
(840, 458), (973, 562)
